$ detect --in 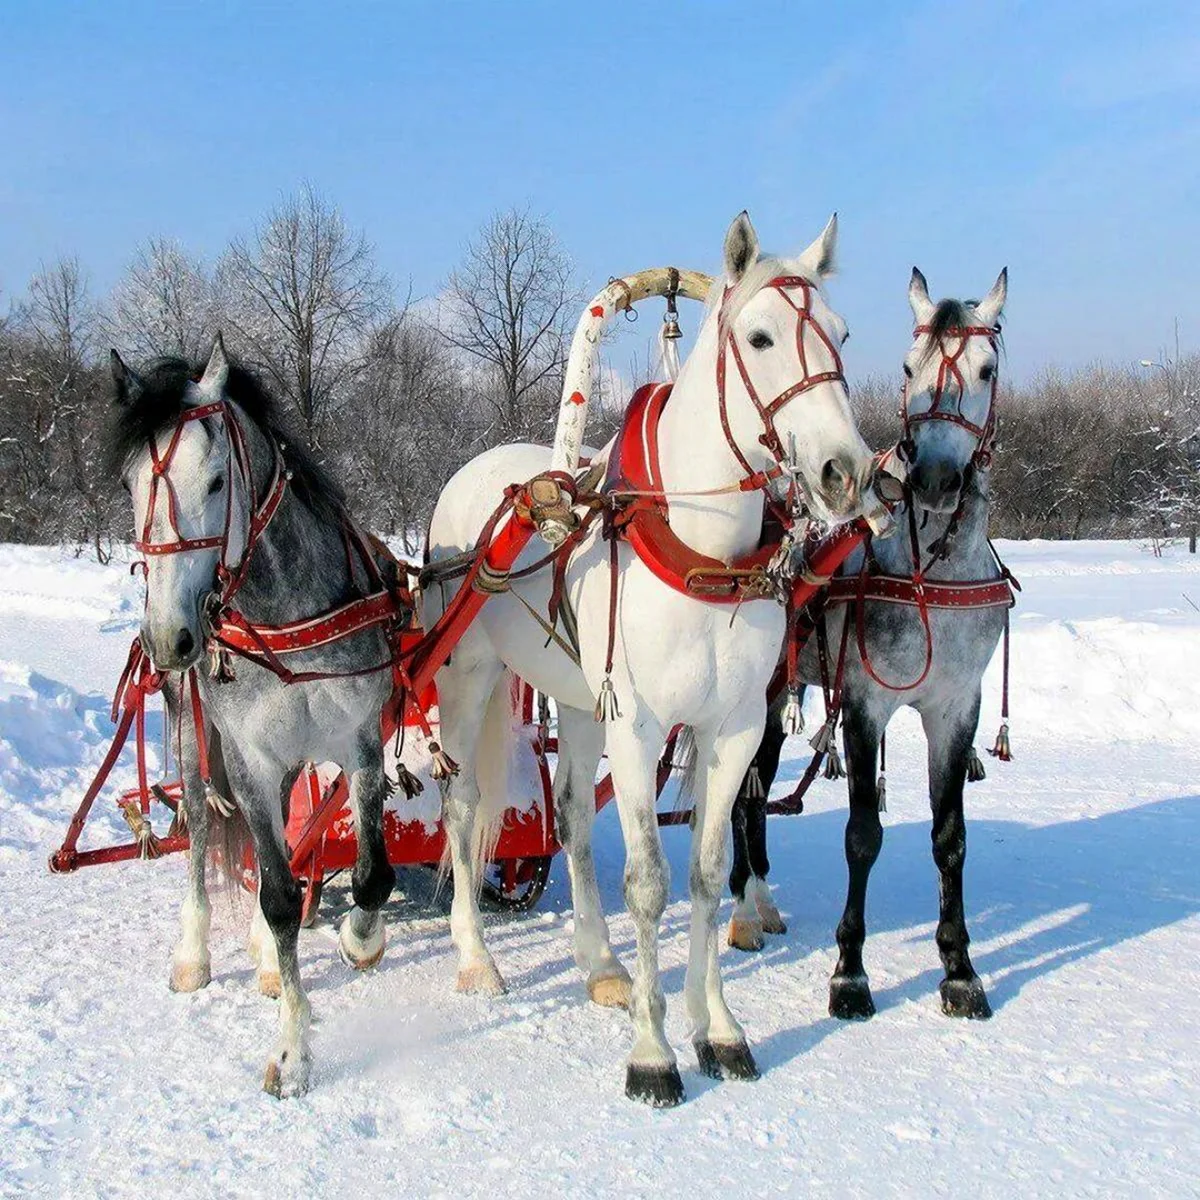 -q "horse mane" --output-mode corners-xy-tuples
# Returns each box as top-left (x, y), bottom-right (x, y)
(104, 354), (346, 524)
